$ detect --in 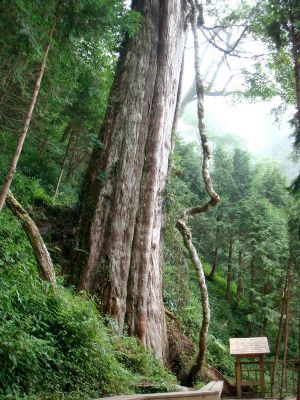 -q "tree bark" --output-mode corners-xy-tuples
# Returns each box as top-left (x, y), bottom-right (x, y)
(6, 191), (56, 288)
(226, 235), (233, 303)
(0, 0), (62, 212)
(75, 0), (187, 360)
